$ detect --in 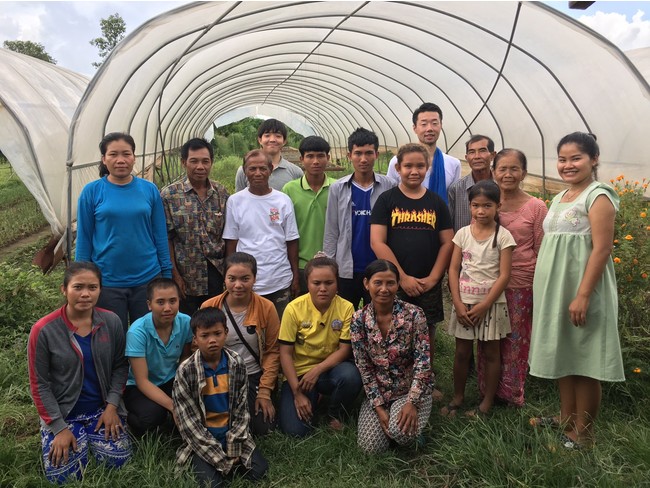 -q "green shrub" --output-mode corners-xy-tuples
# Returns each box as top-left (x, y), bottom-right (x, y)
(609, 177), (649, 360)
(0, 263), (62, 338)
